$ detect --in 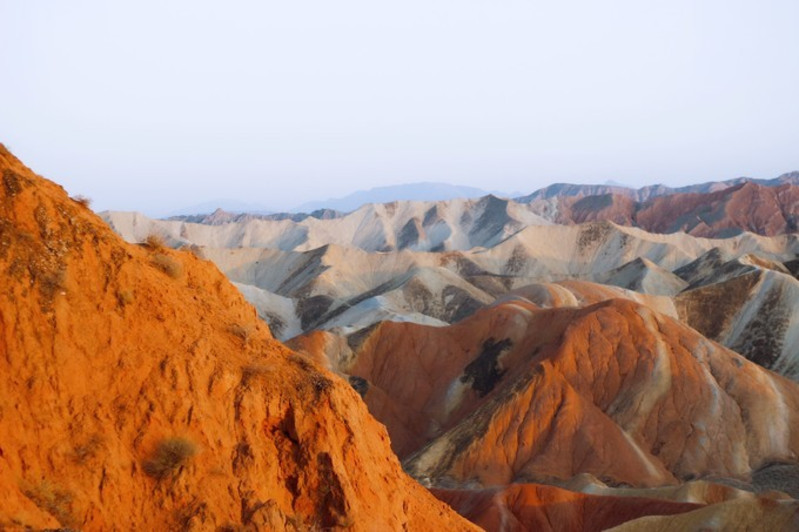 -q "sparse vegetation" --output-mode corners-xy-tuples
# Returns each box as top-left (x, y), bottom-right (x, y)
(151, 253), (183, 278)
(72, 435), (103, 464)
(289, 353), (313, 371)
(116, 289), (135, 307)
(72, 195), (92, 208)
(143, 437), (198, 480)
(289, 354), (333, 399)
(310, 373), (333, 395)
(22, 479), (75, 527)
(229, 323), (254, 343)
(116, 288), (135, 305)
(240, 363), (273, 387)
(38, 264), (68, 301)
(145, 233), (167, 251)
(3, 168), (24, 196)
(181, 243), (206, 259)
